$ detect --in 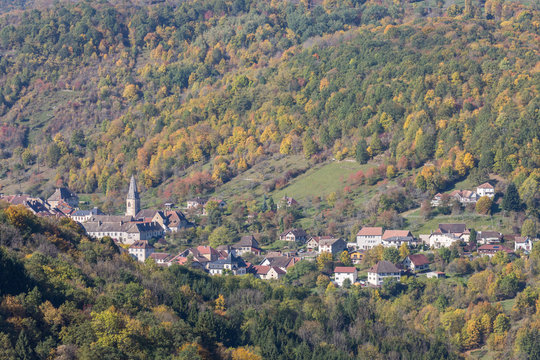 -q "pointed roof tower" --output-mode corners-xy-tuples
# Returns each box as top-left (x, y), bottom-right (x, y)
(127, 175), (139, 200)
